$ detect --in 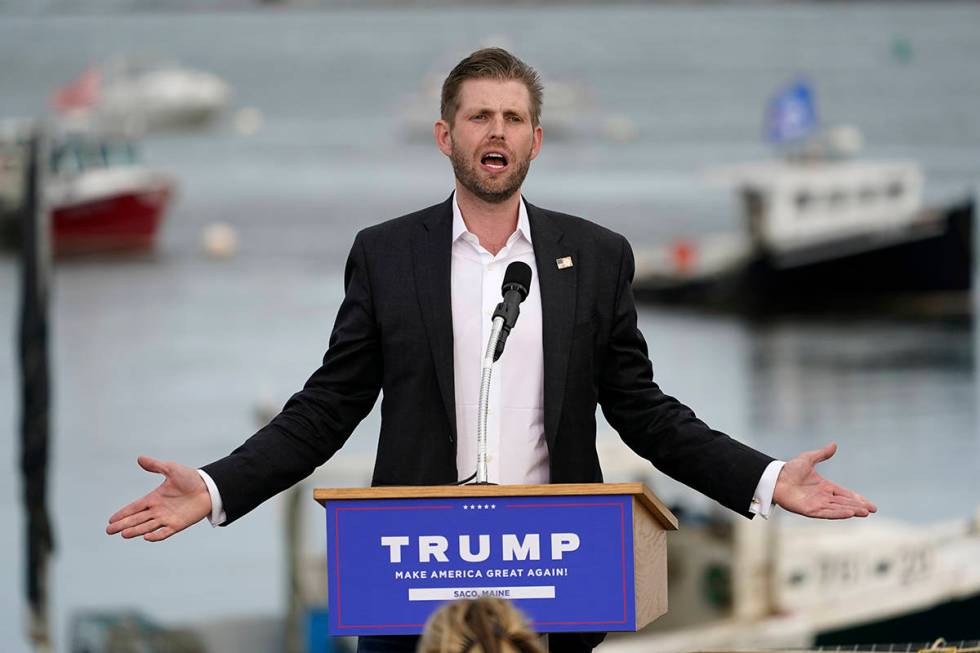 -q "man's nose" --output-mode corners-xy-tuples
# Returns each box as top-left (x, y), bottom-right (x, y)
(488, 115), (506, 138)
